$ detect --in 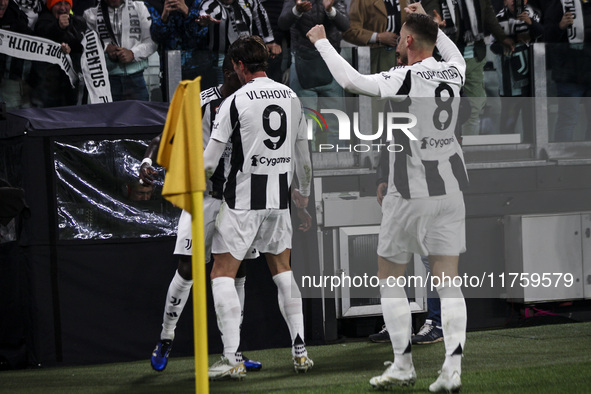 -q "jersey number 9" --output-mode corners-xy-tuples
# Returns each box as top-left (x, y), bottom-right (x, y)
(263, 105), (287, 150)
